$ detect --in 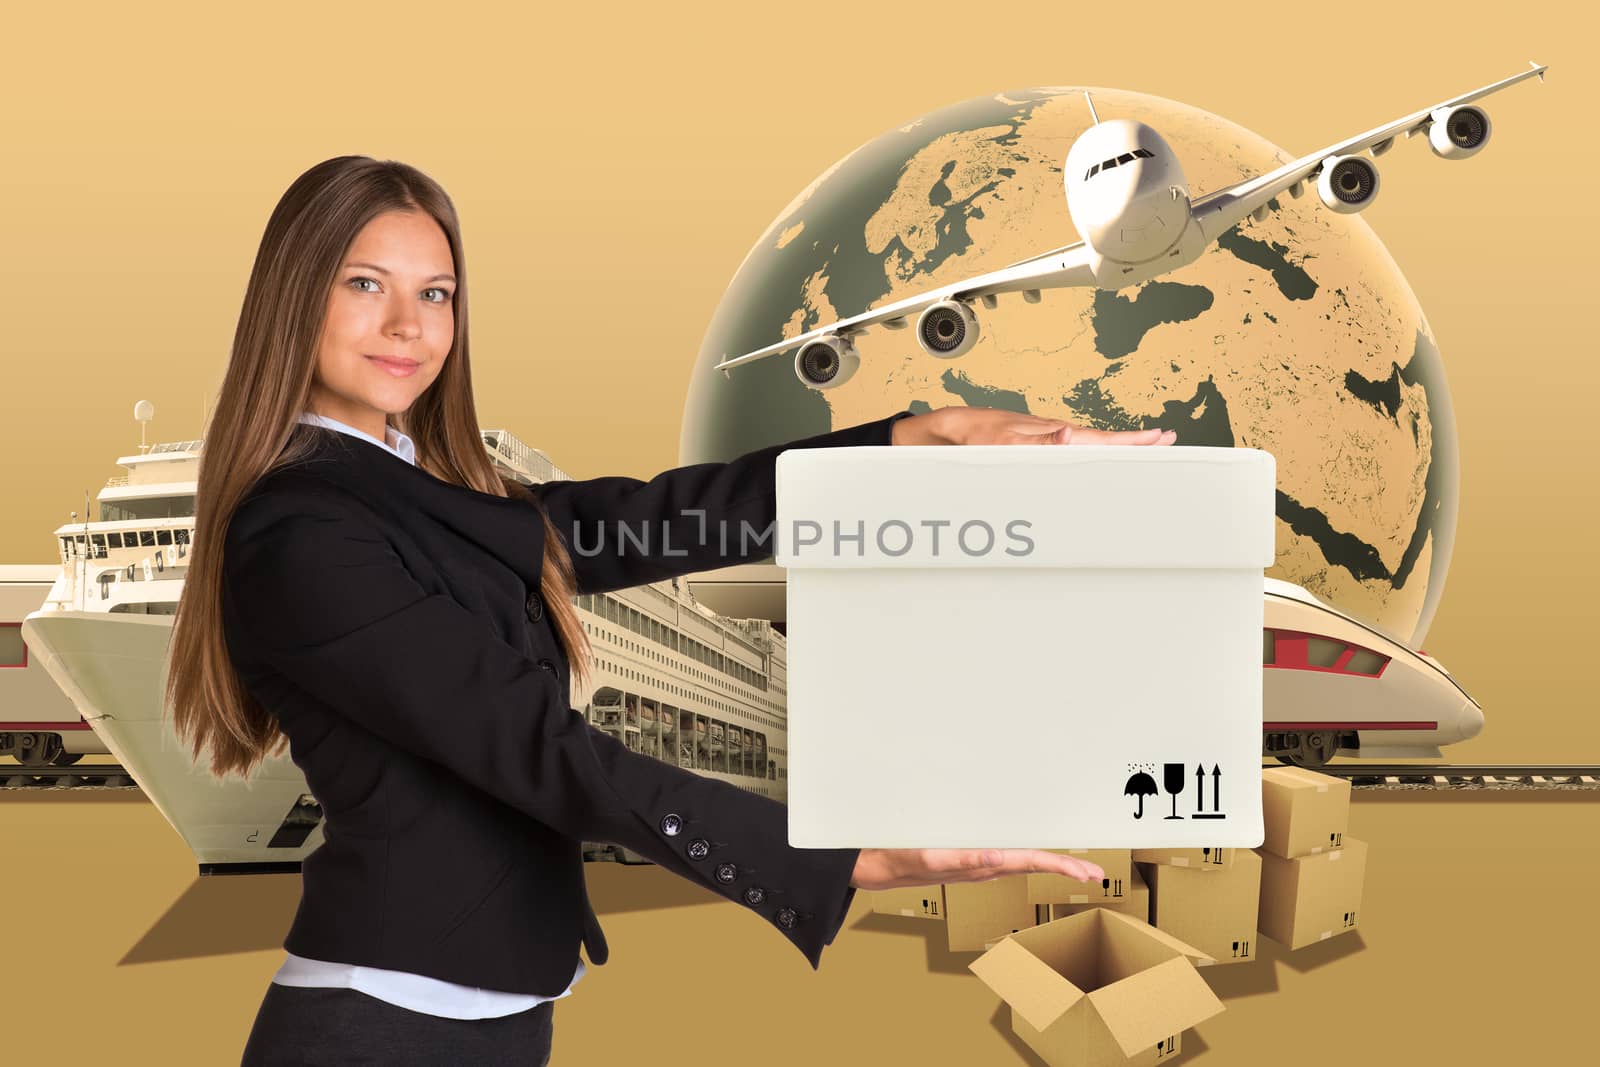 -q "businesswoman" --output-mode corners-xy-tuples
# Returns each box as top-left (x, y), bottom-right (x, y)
(166, 155), (1175, 1066)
